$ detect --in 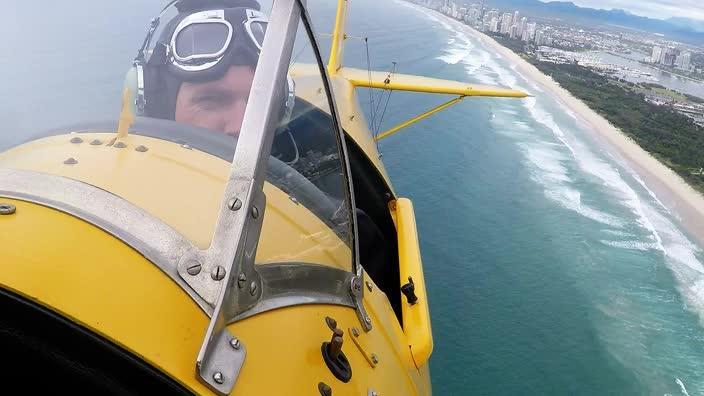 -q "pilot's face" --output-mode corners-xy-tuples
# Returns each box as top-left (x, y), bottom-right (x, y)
(174, 65), (255, 137)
